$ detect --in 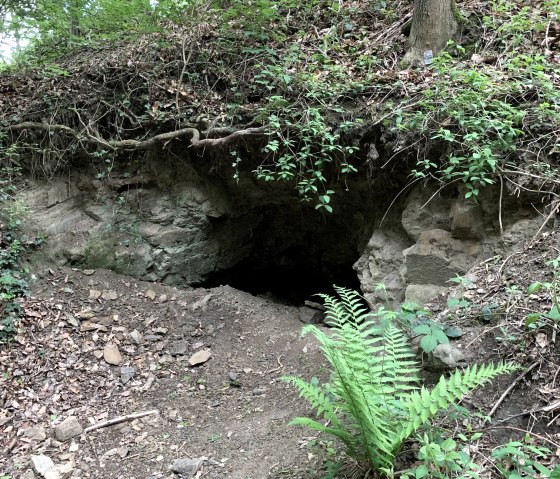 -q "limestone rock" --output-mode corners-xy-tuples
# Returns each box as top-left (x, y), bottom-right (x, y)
(55, 416), (83, 441)
(24, 427), (47, 441)
(120, 366), (136, 384)
(171, 457), (205, 477)
(403, 229), (481, 286)
(401, 186), (451, 240)
(298, 306), (323, 324)
(423, 343), (467, 372)
(353, 230), (412, 307)
(31, 455), (55, 476)
(188, 349), (211, 366)
(450, 200), (484, 240)
(405, 284), (447, 305)
(191, 293), (213, 311)
(129, 329), (142, 344)
(44, 462), (73, 479)
(101, 290), (118, 301)
(168, 341), (188, 356)
(103, 344), (123, 365)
